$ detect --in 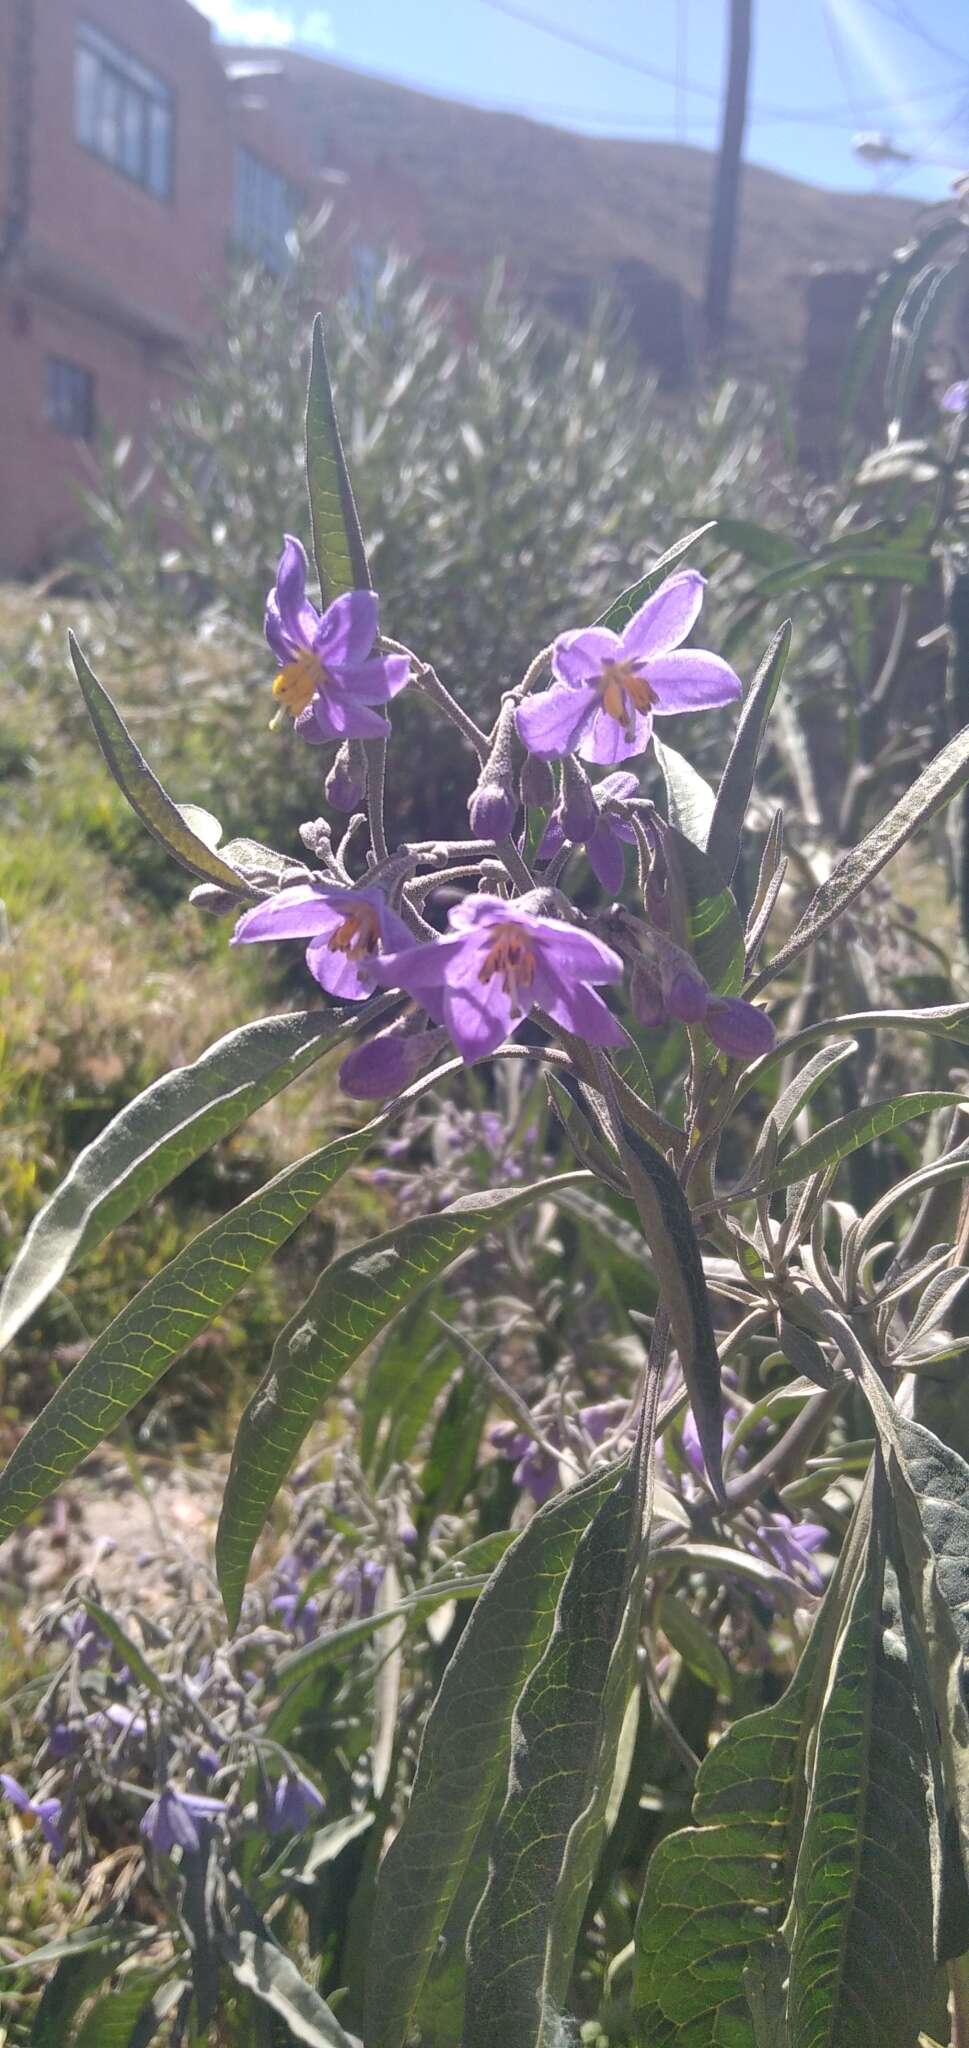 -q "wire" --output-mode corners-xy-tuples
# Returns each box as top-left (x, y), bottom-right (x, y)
(861, 0), (969, 74)
(820, 0), (868, 128)
(475, 0), (968, 127)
